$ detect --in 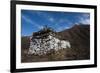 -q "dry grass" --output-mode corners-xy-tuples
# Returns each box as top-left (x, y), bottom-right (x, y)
(21, 47), (90, 63)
